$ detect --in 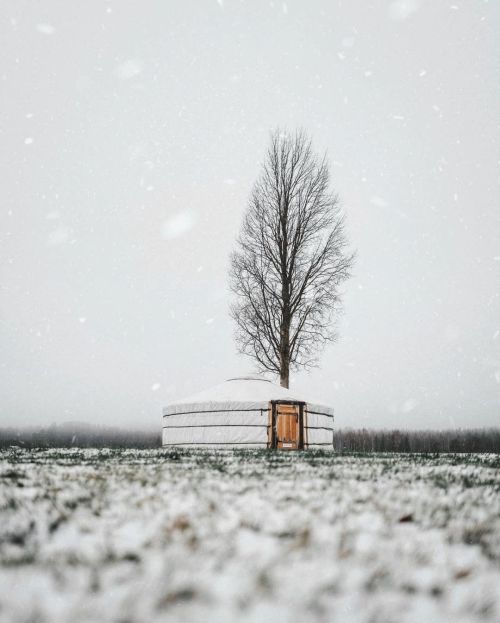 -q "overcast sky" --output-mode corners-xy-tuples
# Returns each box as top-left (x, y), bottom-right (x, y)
(1, 0), (499, 431)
